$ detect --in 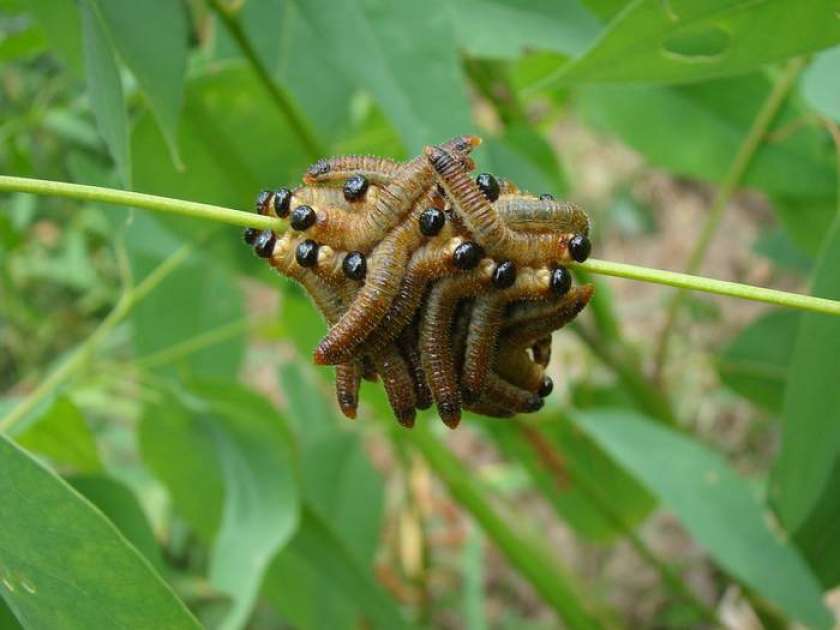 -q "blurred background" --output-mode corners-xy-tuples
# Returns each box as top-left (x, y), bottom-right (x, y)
(1, 1), (840, 628)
